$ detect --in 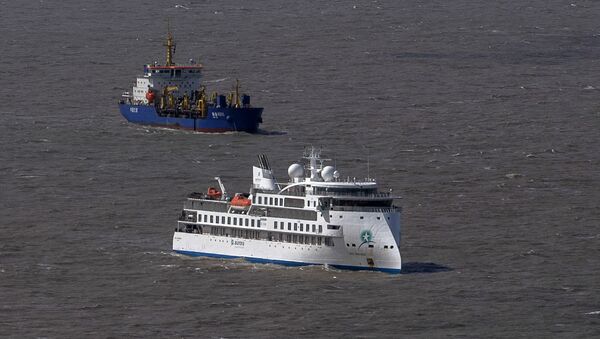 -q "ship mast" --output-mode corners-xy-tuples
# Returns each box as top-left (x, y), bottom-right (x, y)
(304, 146), (323, 181)
(164, 21), (176, 66)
